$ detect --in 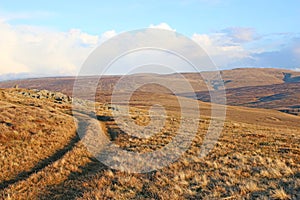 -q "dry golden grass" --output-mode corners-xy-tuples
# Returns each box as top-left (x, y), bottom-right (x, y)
(0, 88), (299, 199)
(271, 188), (291, 200)
(0, 89), (76, 185)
